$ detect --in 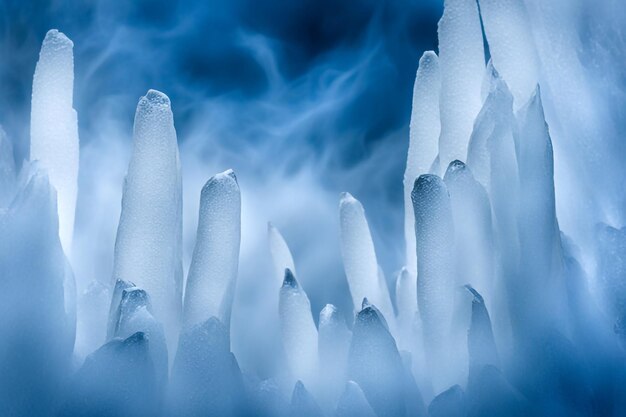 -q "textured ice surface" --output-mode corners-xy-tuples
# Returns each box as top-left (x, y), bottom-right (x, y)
(478, 0), (539, 107)
(335, 381), (377, 417)
(183, 170), (241, 329)
(437, 0), (485, 170)
(268, 222), (296, 283)
(279, 269), (318, 386)
(169, 317), (244, 416)
(0, 165), (73, 416)
(339, 192), (394, 321)
(30, 29), (79, 255)
(404, 51), (441, 276)
(318, 304), (351, 408)
(112, 89), (183, 352)
(347, 304), (407, 417)
(411, 174), (455, 390)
